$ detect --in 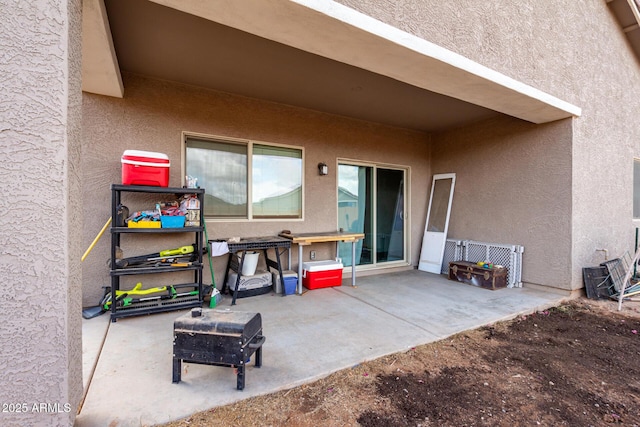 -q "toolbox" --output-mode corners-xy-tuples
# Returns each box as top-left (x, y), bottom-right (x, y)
(448, 261), (507, 290)
(173, 308), (265, 390)
(302, 259), (343, 290)
(121, 150), (170, 187)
